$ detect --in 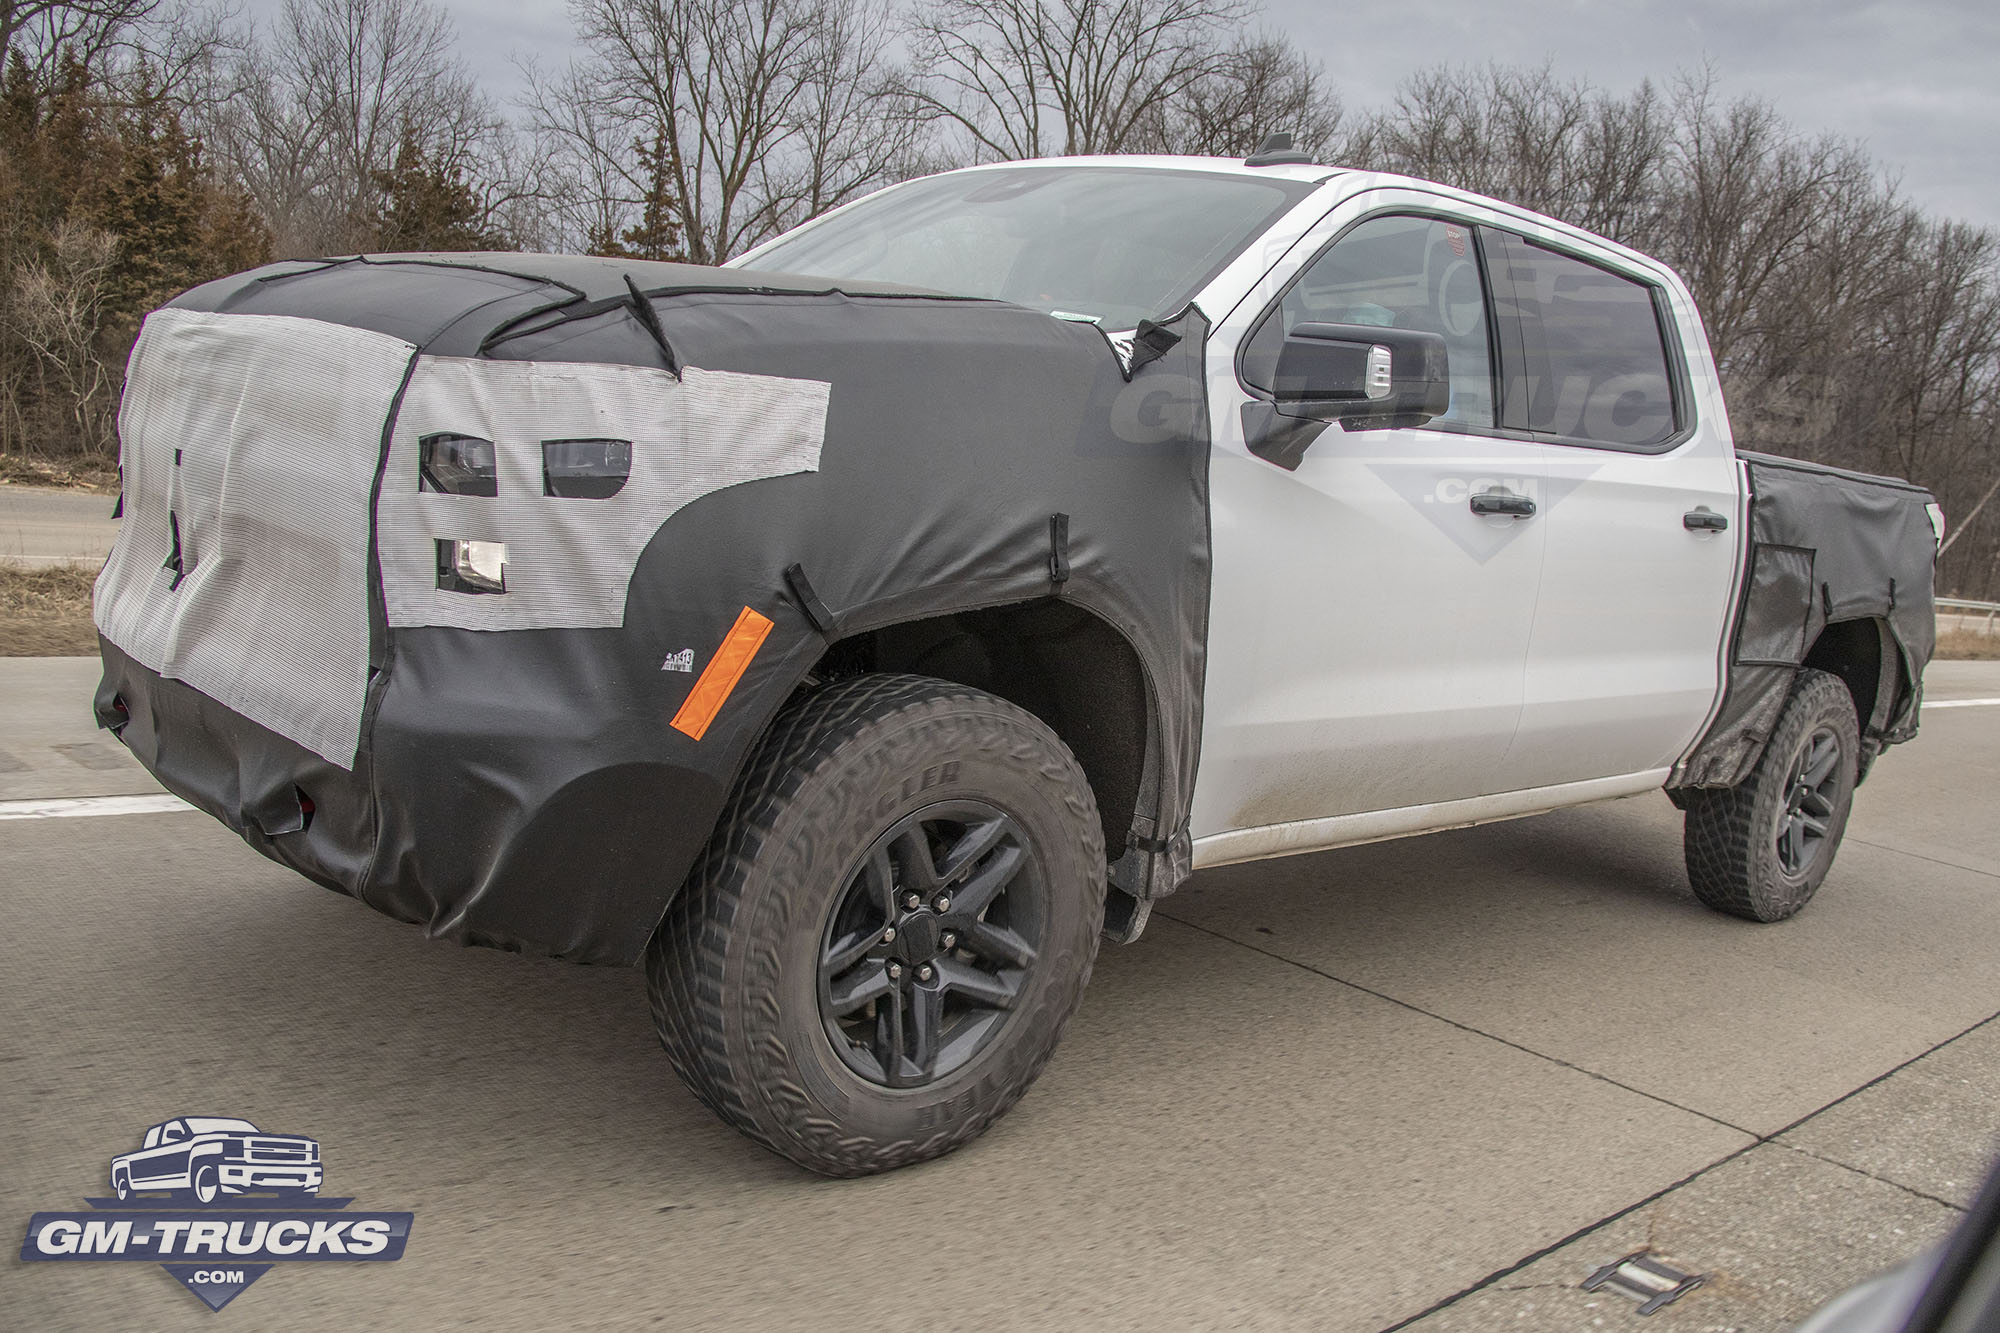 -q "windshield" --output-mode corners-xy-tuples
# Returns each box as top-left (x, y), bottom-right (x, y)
(747, 166), (1318, 330)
